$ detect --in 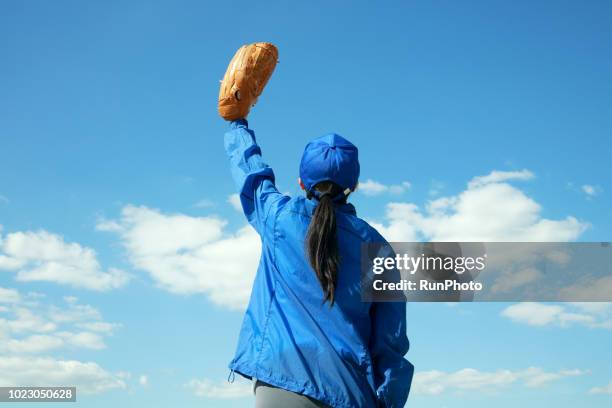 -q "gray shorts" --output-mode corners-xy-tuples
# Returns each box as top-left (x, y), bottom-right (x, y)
(254, 380), (329, 408)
